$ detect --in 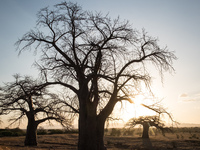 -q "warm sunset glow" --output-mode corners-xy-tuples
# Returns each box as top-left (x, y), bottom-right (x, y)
(116, 95), (157, 122)
(130, 95), (143, 106)
(1, 0), (200, 131)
